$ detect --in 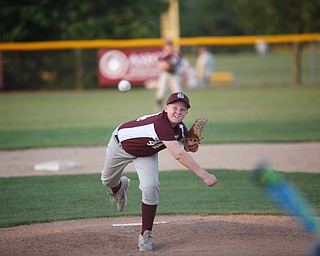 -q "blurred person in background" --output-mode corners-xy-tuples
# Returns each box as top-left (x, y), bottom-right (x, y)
(155, 40), (184, 111)
(195, 47), (215, 88)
